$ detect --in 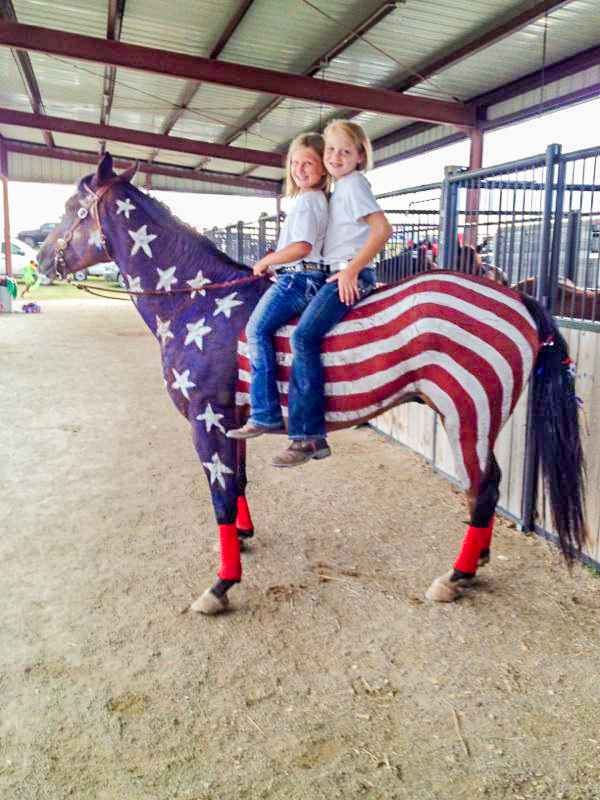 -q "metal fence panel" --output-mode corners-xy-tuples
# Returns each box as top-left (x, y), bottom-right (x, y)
(376, 183), (441, 283)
